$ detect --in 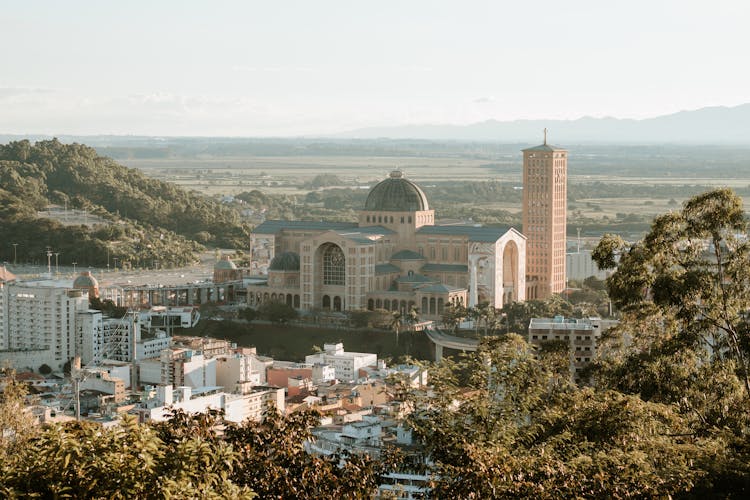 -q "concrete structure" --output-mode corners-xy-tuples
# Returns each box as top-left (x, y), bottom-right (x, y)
(138, 384), (285, 423)
(523, 132), (568, 299)
(79, 367), (127, 402)
(215, 352), (262, 394)
(76, 310), (139, 365)
(305, 343), (377, 382)
(160, 348), (217, 388)
(566, 250), (608, 281)
(0, 278), (89, 371)
(424, 327), (479, 362)
(249, 170), (526, 317)
(139, 306), (200, 330)
(136, 330), (171, 360)
(528, 316), (618, 382)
